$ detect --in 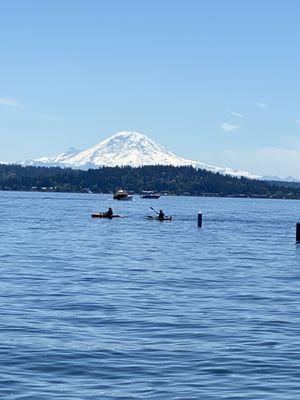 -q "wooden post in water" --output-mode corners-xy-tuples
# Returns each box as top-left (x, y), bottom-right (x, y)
(296, 222), (300, 242)
(198, 212), (202, 228)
